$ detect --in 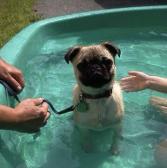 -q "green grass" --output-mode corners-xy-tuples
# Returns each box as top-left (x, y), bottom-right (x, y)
(0, 0), (40, 48)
